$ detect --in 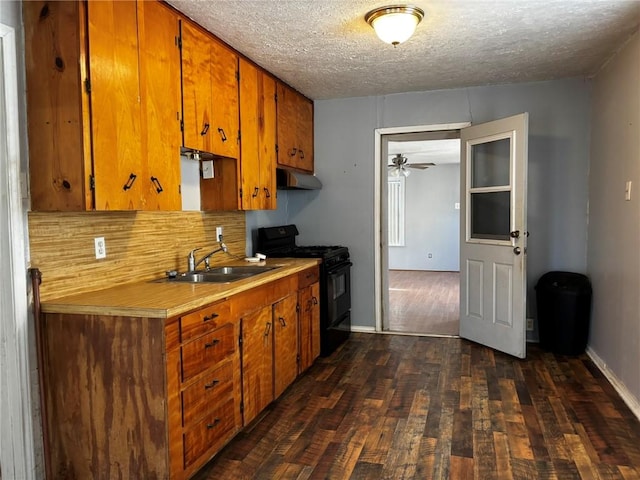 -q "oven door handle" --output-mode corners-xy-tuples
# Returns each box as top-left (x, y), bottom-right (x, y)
(326, 262), (352, 275)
